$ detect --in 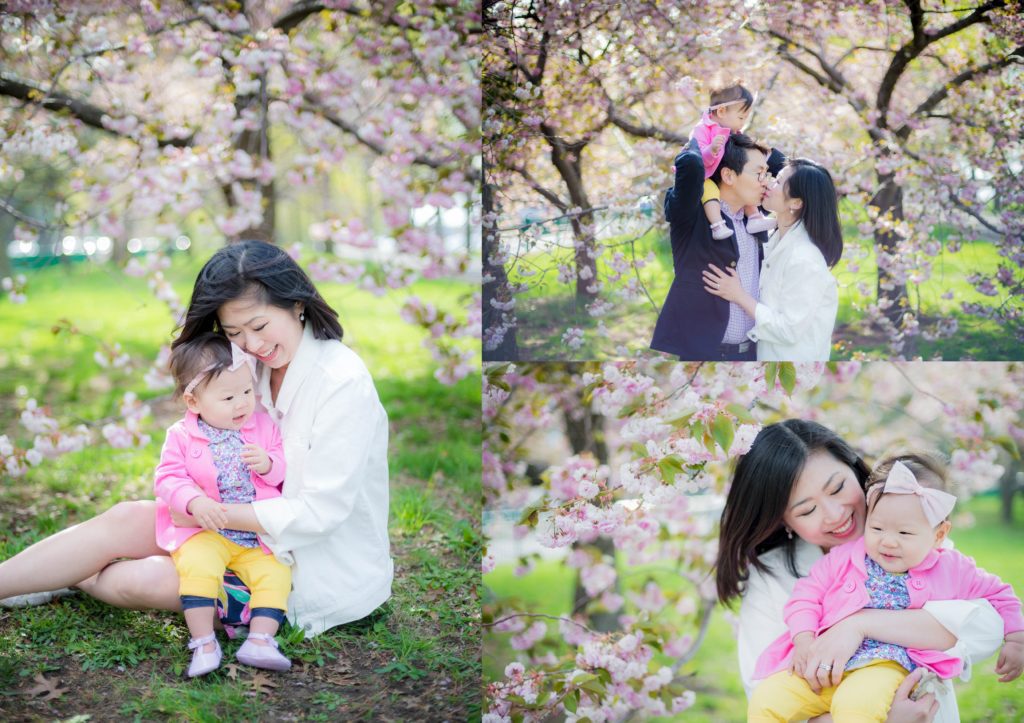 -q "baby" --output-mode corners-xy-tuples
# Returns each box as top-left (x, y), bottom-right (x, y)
(691, 81), (776, 240)
(155, 333), (292, 677)
(749, 454), (1024, 722)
